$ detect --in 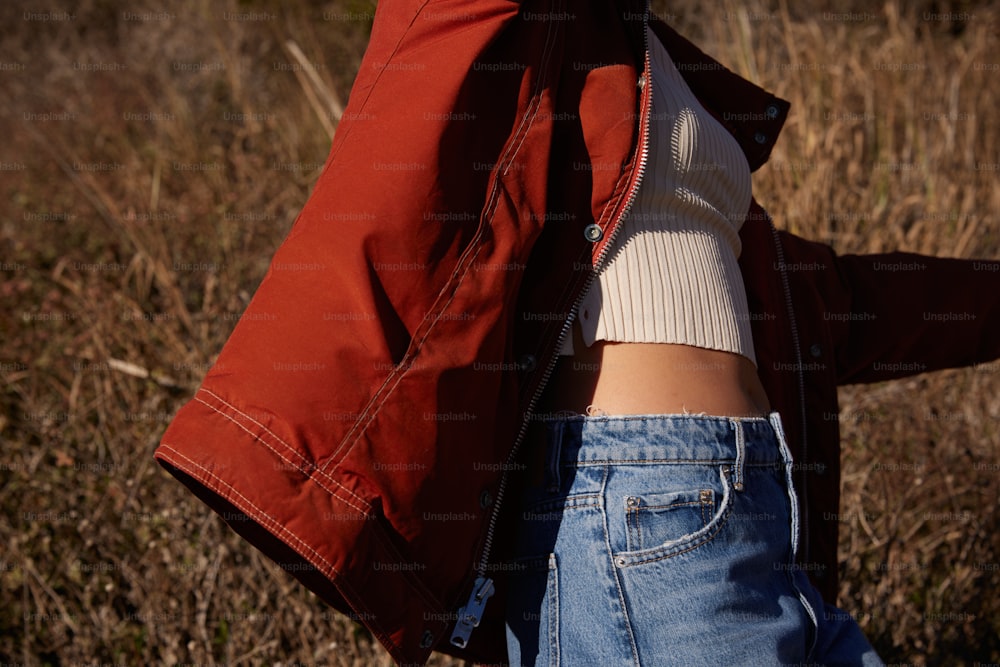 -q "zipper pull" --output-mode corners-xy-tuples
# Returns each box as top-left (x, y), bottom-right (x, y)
(449, 576), (495, 648)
